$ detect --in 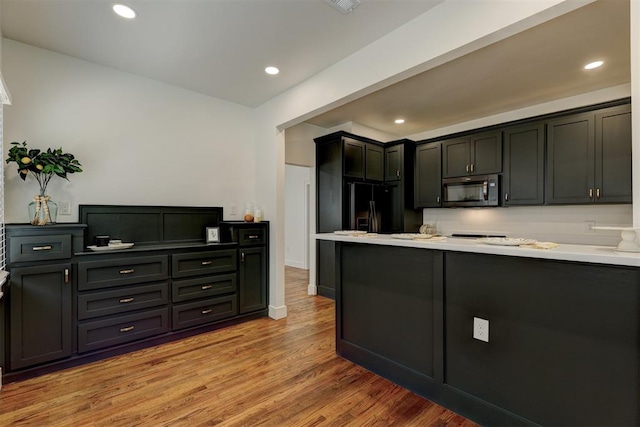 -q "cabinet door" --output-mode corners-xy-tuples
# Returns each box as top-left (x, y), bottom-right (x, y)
(442, 137), (470, 178)
(503, 123), (544, 206)
(9, 263), (72, 370)
(343, 139), (365, 179)
(595, 104), (632, 204)
(385, 145), (403, 181)
(471, 131), (502, 175)
(414, 143), (442, 208)
(317, 240), (335, 299)
(365, 144), (384, 181)
(546, 113), (595, 204)
(239, 247), (267, 314)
